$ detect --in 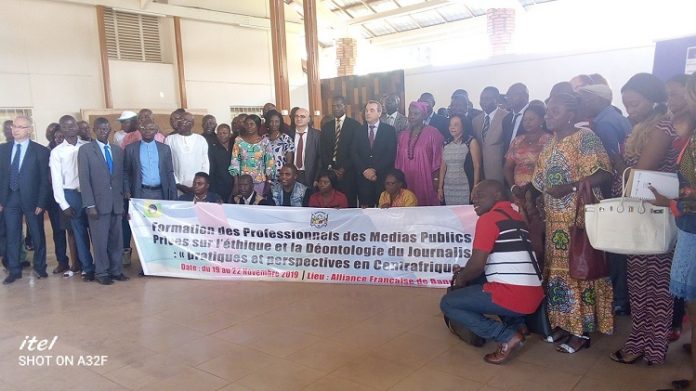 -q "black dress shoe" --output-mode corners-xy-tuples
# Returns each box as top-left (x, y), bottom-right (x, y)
(36, 271), (48, 279)
(53, 264), (69, 274)
(83, 272), (95, 282)
(96, 276), (113, 285)
(20, 261), (30, 268)
(110, 274), (130, 281)
(3, 275), (21, 285)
